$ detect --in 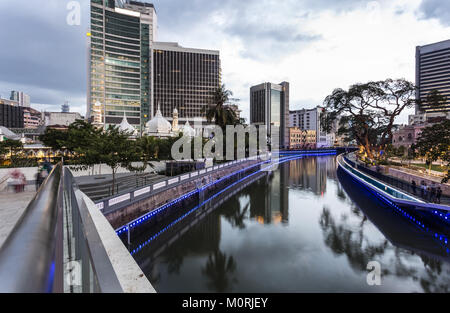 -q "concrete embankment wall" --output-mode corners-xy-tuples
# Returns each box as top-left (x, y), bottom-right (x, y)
(104, 160), (261, 230)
